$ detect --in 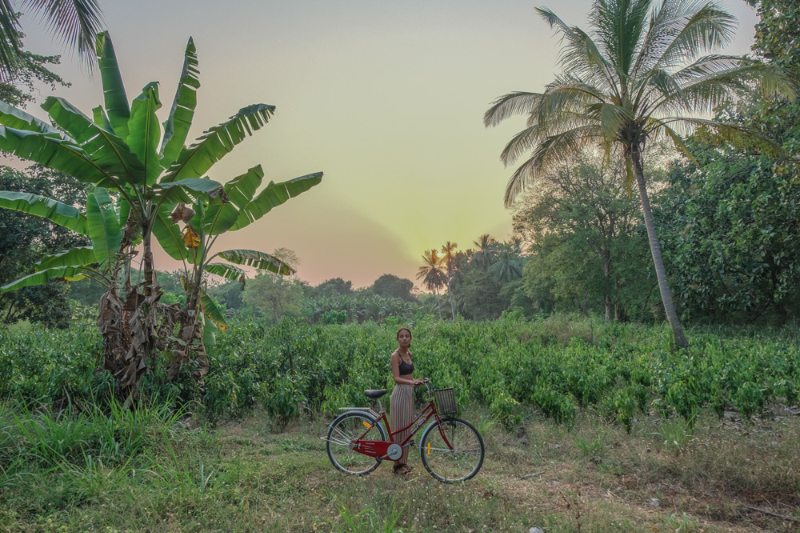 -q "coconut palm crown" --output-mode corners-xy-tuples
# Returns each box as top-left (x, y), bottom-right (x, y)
(485, 0), (795, 348)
